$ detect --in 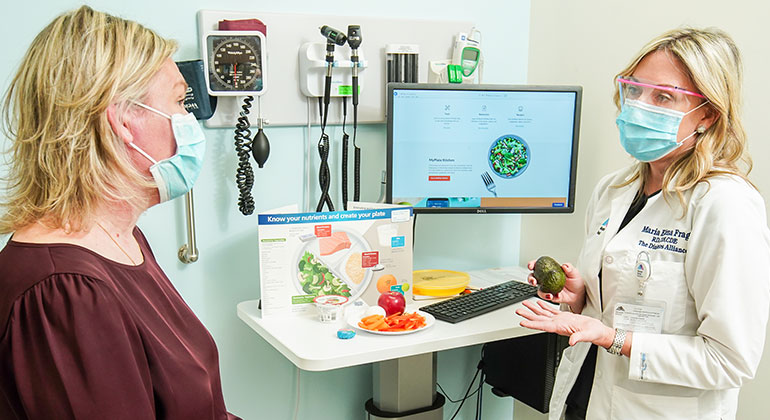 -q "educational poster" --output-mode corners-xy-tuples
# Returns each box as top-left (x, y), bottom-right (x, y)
(257, 205), (414, 318)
